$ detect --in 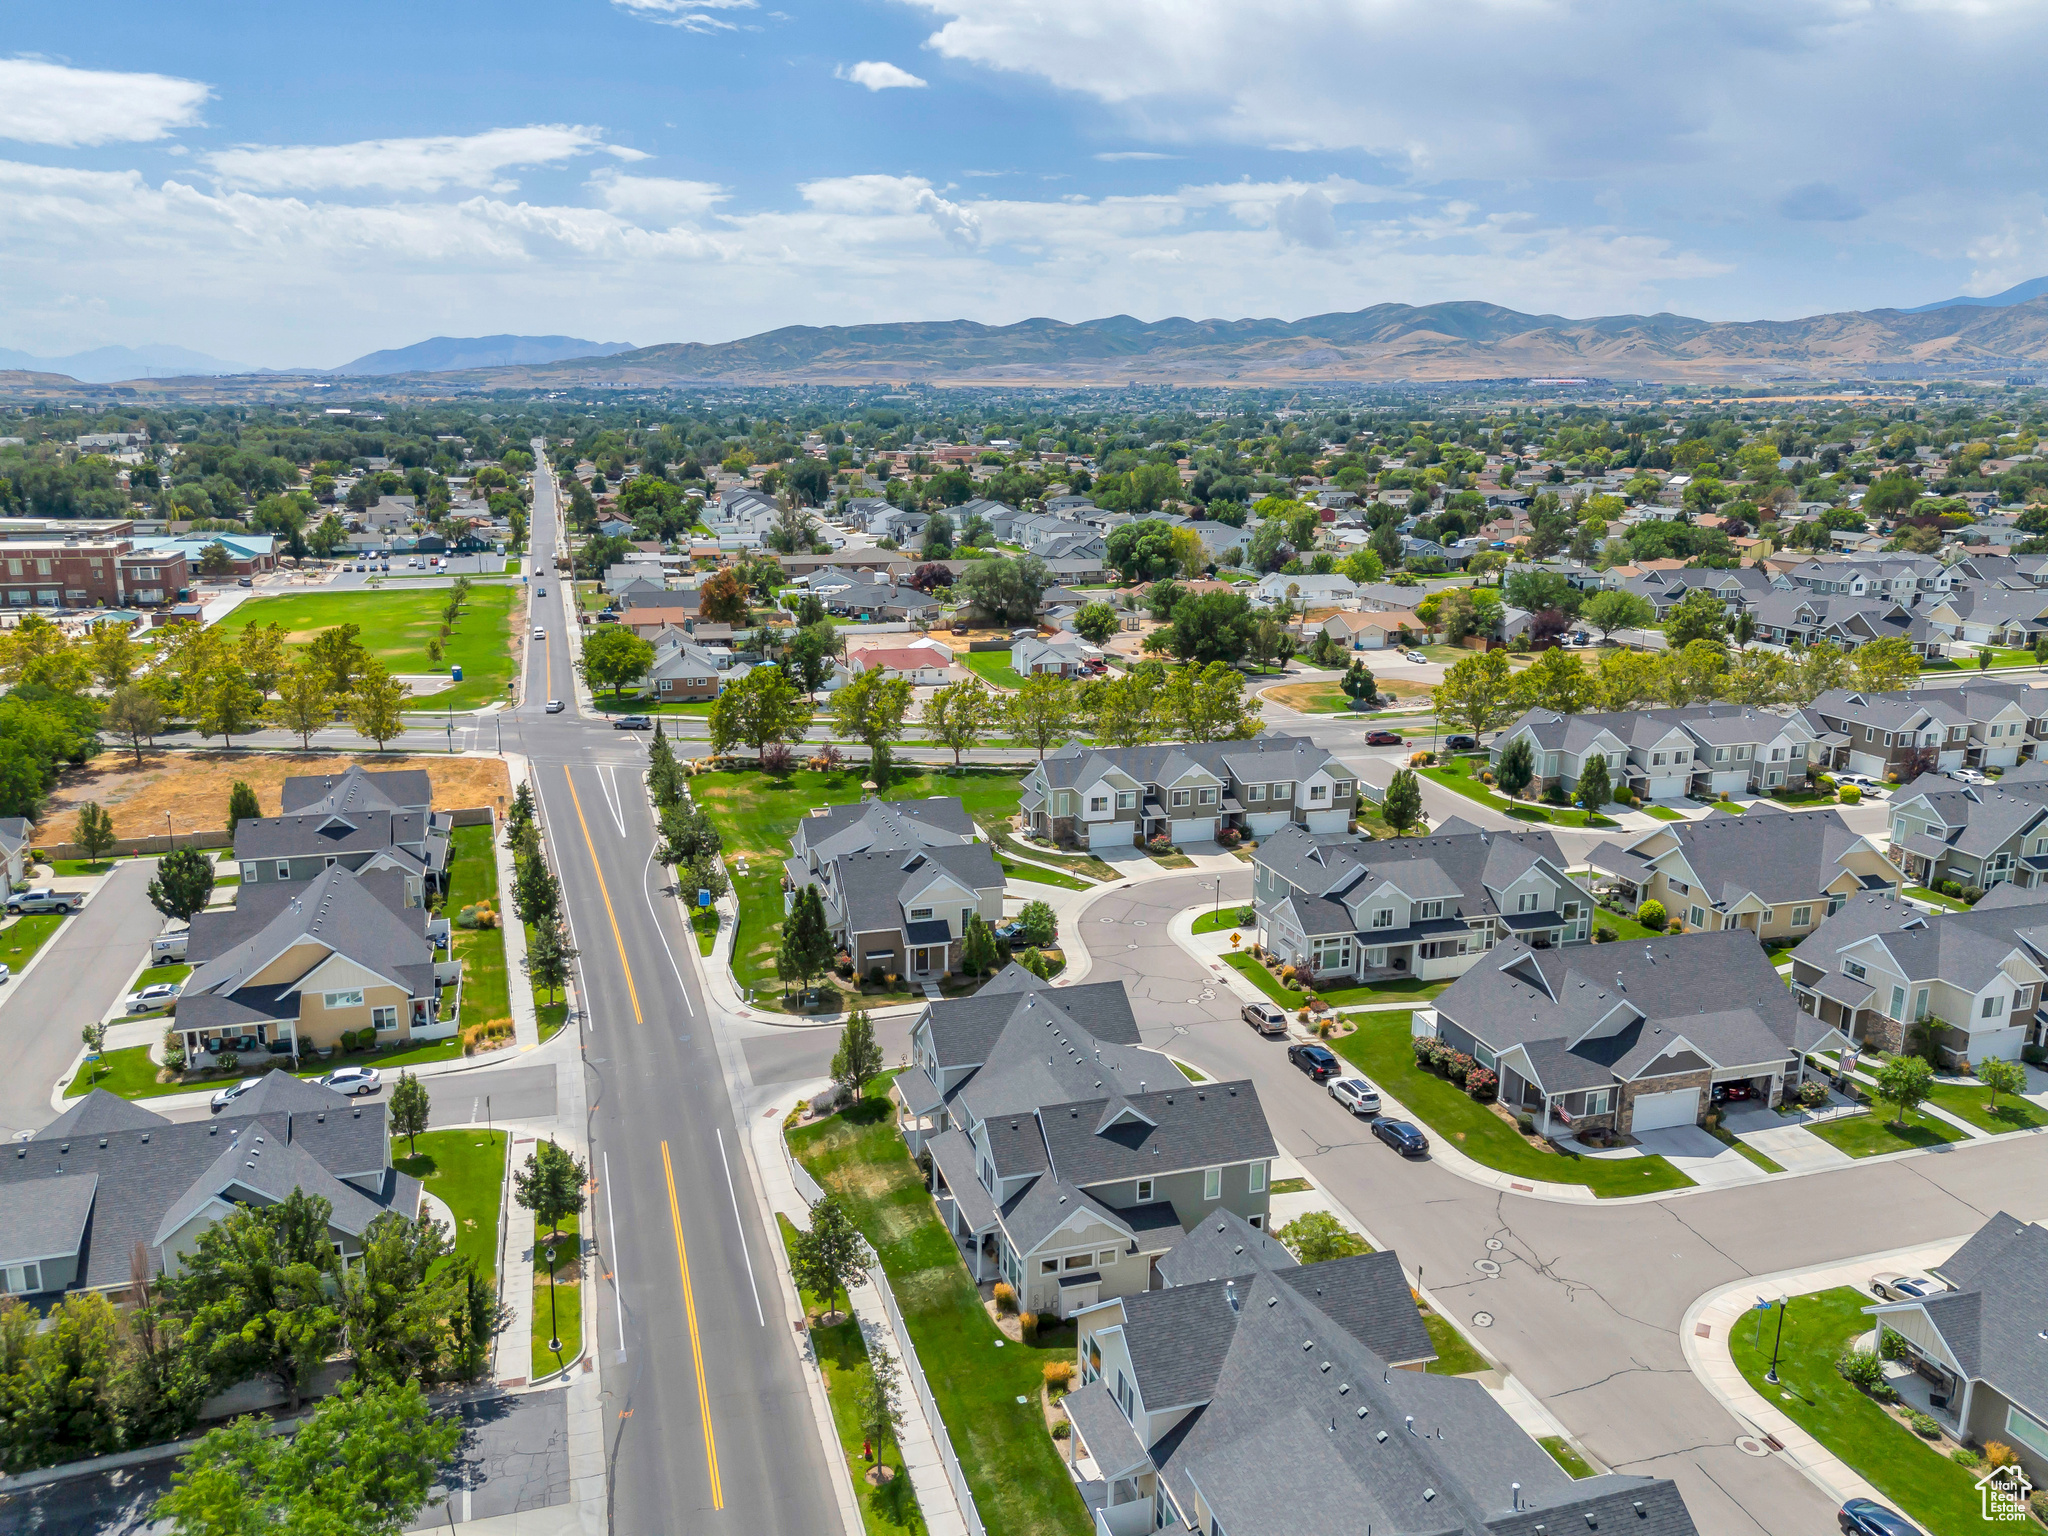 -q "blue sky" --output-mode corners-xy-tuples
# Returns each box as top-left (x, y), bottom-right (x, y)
(4, 0), (2045, 367)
